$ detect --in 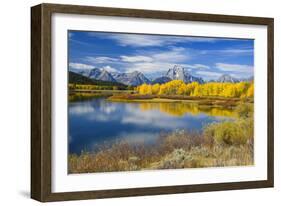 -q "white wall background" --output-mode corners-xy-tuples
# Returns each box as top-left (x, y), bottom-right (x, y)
(0, 0), (279, 205)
